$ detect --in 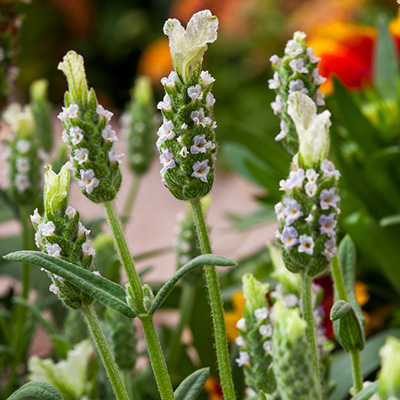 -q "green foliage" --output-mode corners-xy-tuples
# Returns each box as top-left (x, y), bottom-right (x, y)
(4, 251), (135, 318)
(174, 368), (209, 400)
(6, 382), (63, 400)
(352, 382), (378, 400)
